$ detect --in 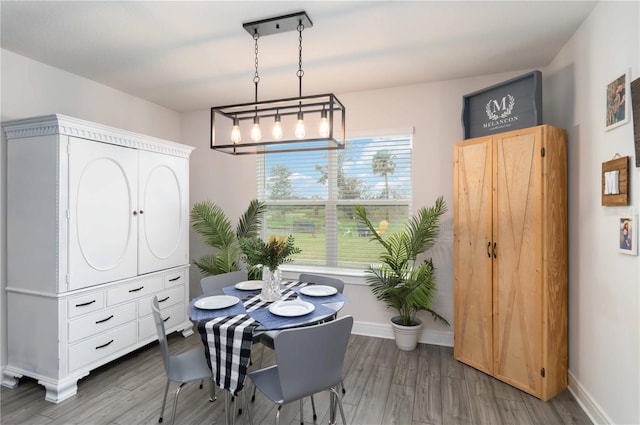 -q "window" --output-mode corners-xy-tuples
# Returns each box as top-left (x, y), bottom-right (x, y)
(257, 135), (412, 269)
